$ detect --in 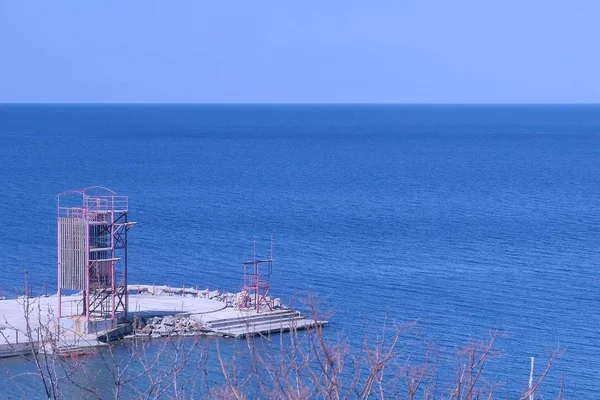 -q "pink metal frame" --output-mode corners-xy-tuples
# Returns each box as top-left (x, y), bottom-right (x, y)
(239, 237), (274, 312)
(57, 186), (135, 328)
